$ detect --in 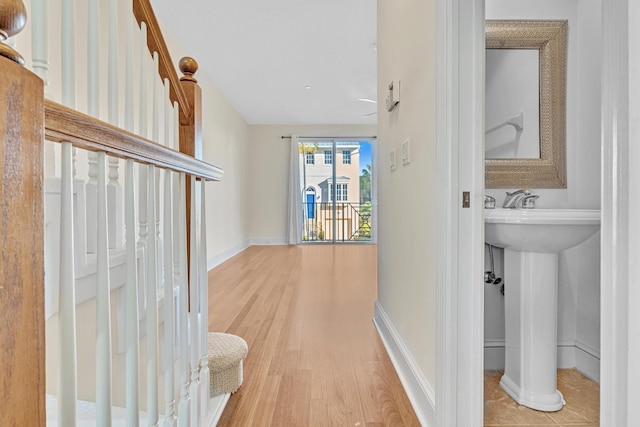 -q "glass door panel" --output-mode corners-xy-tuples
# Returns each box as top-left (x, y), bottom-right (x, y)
(299, 140), (373, 242)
